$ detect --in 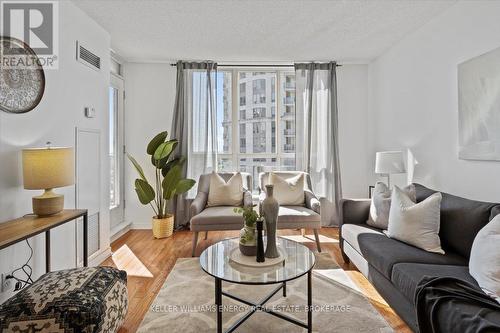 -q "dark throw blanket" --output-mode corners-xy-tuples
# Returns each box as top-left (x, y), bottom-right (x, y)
(415, 276), (500, 333)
